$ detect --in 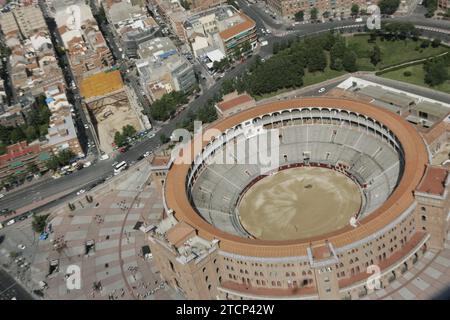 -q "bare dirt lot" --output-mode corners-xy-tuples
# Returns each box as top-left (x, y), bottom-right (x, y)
(238, 167), (362, 241)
